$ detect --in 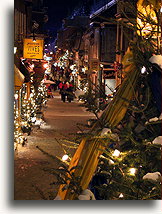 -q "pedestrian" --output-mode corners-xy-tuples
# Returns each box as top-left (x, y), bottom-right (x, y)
(56, 79), (61, 90)
(58, 81), (63, 92)
(59, 81), (68, 102)
(67, 82), (74, 102)
(47, 85), (53, 98)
